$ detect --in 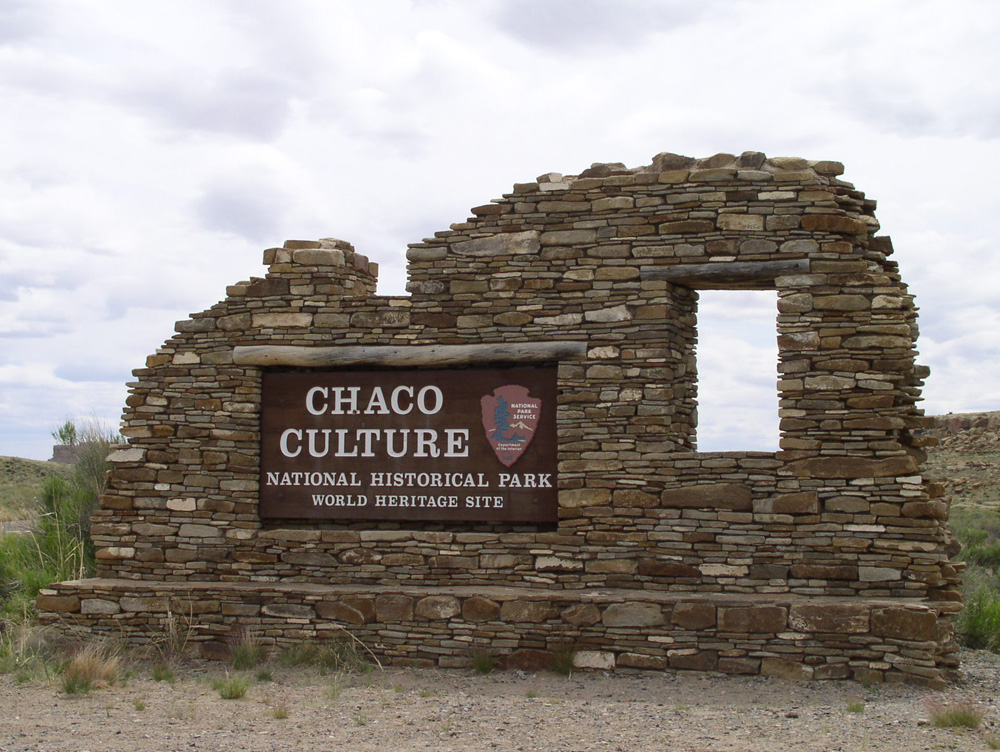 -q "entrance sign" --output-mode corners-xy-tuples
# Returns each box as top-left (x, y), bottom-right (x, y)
(259, 366), (558, 522)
